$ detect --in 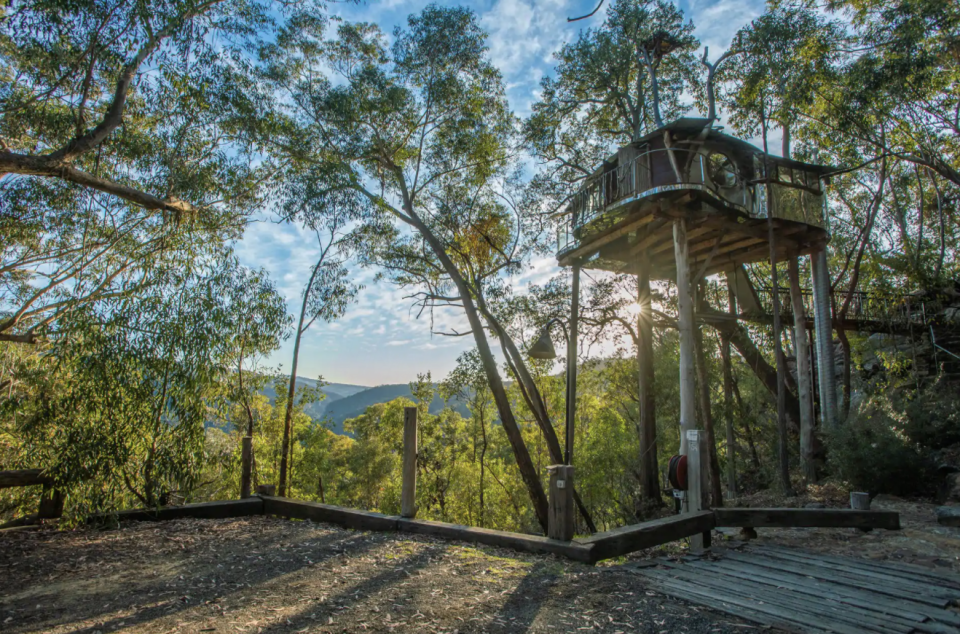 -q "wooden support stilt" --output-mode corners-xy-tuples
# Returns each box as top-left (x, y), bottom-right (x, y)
(240, 436), (253, 499)
(811, 248), (838, 428)
(637, 253), (660, 508)
(674, 219), (696, 459)
(766, 183), (795, 497)
(401, 406), (418, 519)
(788, 257), (816, 483)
